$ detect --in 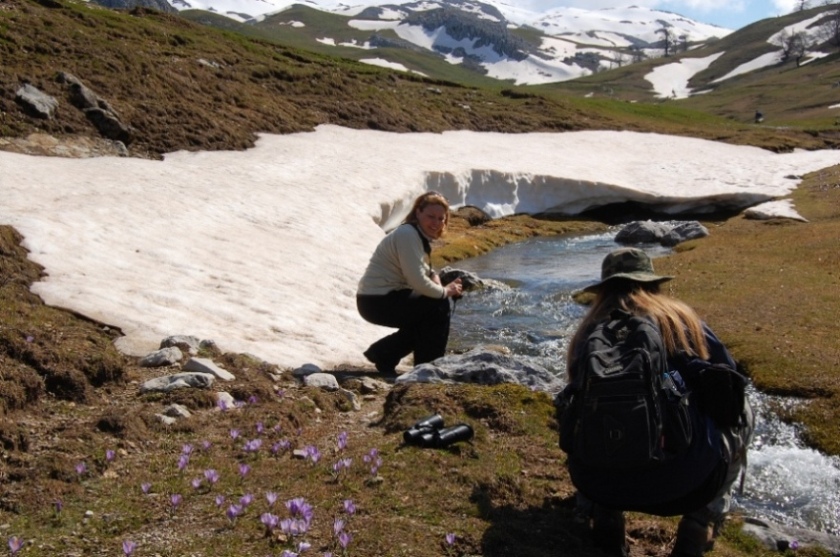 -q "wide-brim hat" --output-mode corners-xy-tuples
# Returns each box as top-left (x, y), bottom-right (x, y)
(583, 247), (673, 293)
